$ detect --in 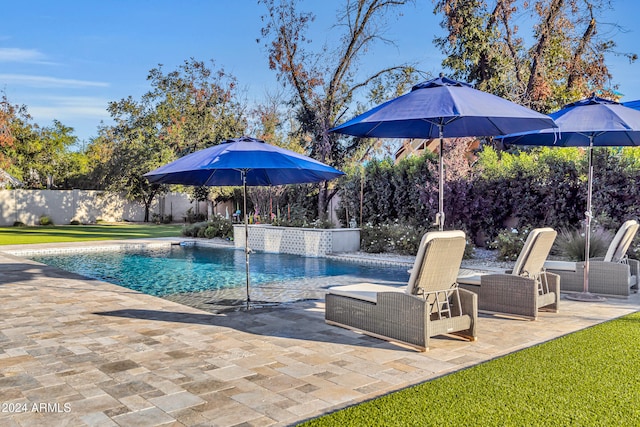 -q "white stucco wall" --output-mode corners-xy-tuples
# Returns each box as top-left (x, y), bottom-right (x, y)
(0, 190), (209, 226)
